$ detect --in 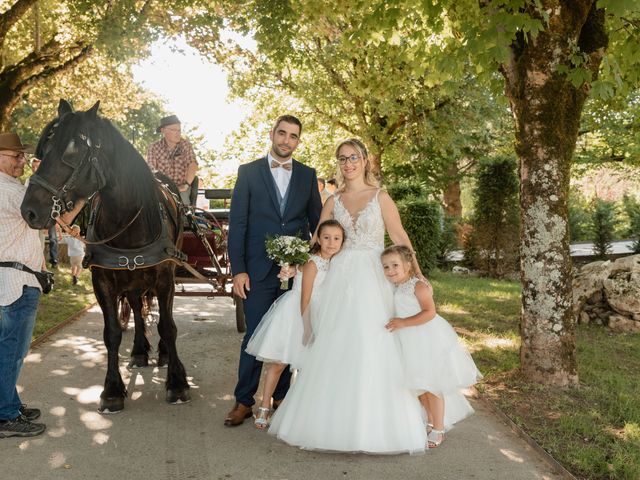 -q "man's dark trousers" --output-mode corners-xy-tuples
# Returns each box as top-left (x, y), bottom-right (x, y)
(234, 265), (291, 406)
